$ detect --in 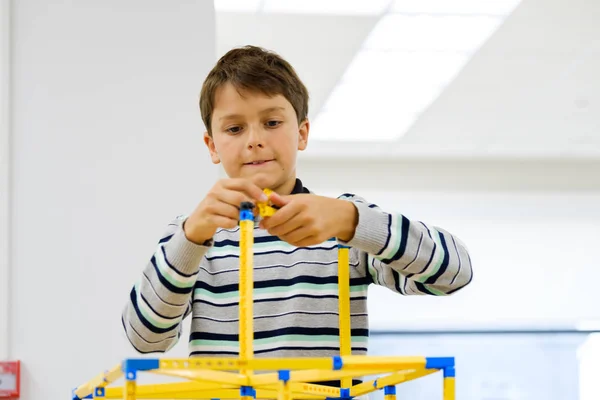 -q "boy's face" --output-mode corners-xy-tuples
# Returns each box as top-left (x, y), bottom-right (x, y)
(204, 82), (309, 195)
